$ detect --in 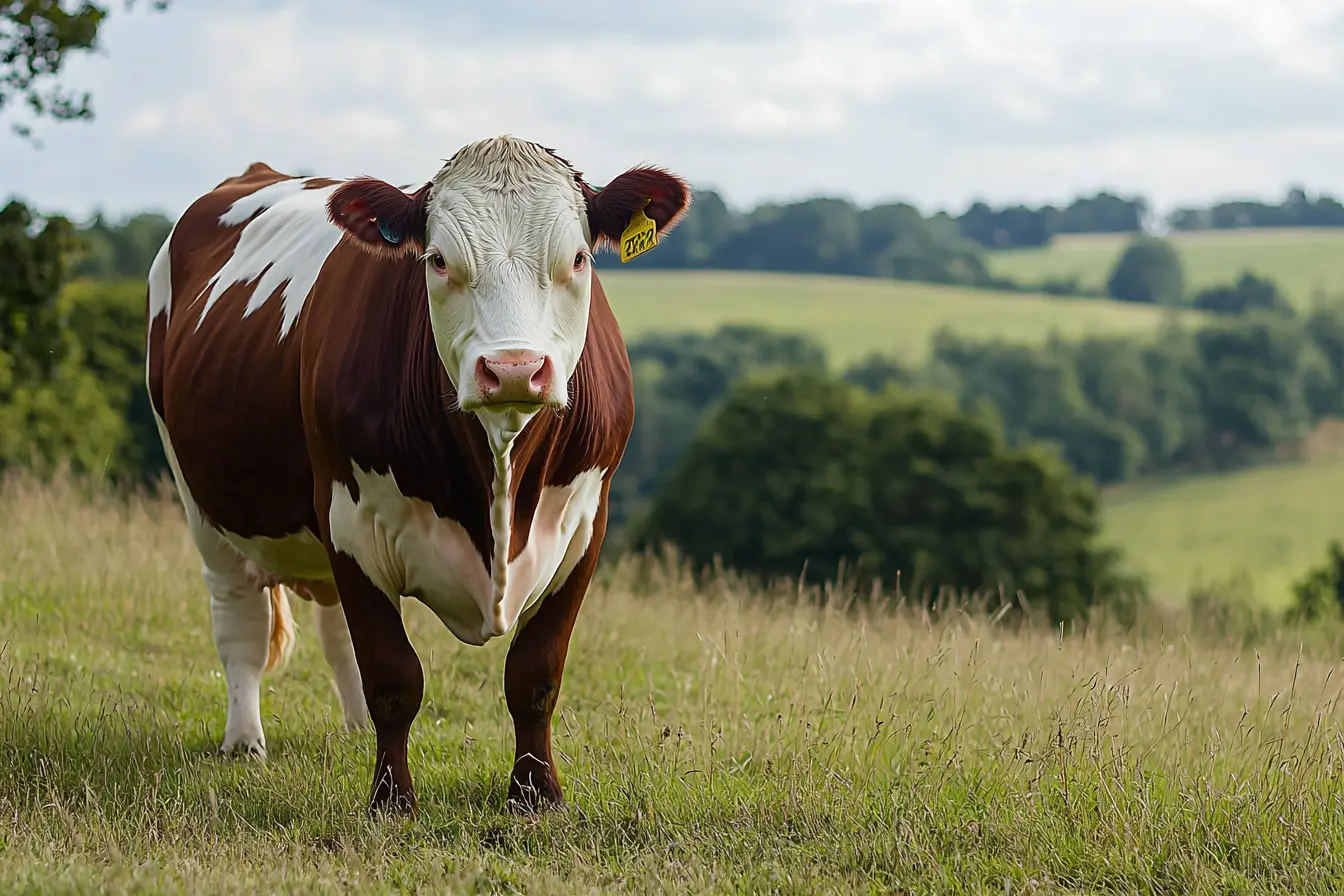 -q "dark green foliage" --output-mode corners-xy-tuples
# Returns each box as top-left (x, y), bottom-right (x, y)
(626, 190), (990, 288)
(609, 325), (830, 541)
(1050, 191), (1148, 234)
(0, 197), (74, 360)
(1192, 271), (1295, 316)
(956, 192), (1147, 249)
(1288, 540), (1344, 622)
(632, 369), (1143, 623)
(843, 353), (915, 394)
(61, 277), (167, 482)
(957, 201), (1052, 249)
(926, 330), (1147, 484)
(630, 371), (870, 585)
(2, 0), (170, 140)
(1106, 237), (1185, 305)
(1189, 311), (1327, 468)
(1302, 299), (1344, 419)
(0, 199), (126, 475)
(1168, 186), (1344, 231)
(925, 303), (1343, 484)
(69, 210), (173, 280)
